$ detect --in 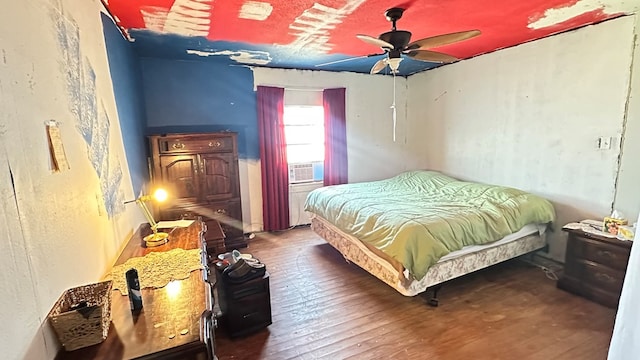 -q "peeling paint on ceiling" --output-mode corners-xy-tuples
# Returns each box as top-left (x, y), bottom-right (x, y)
(103, 0), (636, 75)
(186, 49), (272, 65)
(529, 0), (638, 29)
(239, 1), (274, 21)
